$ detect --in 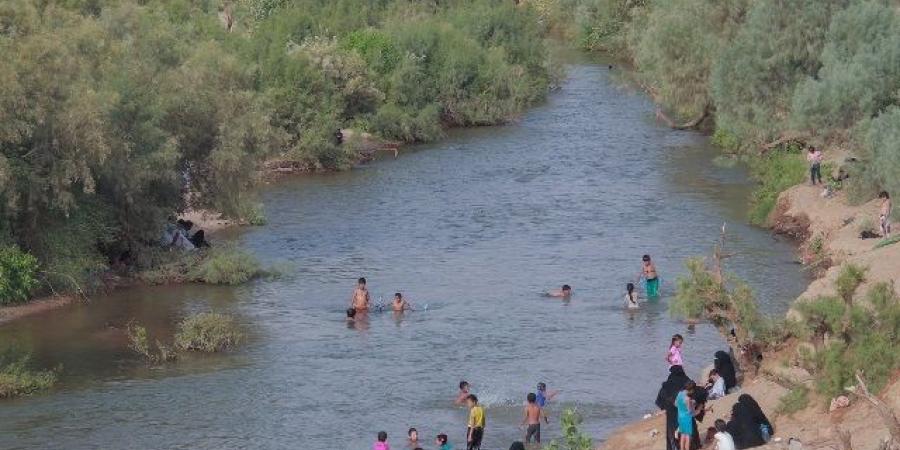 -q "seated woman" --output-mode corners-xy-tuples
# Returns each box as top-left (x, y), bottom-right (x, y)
(726, 394), (773, 449)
